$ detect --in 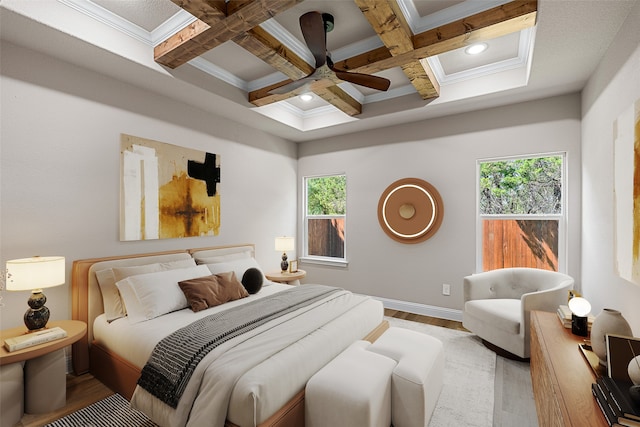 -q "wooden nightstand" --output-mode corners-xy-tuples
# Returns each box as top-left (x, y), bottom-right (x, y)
(0, 320), (87, 416)
(266, 269), (306, 285)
